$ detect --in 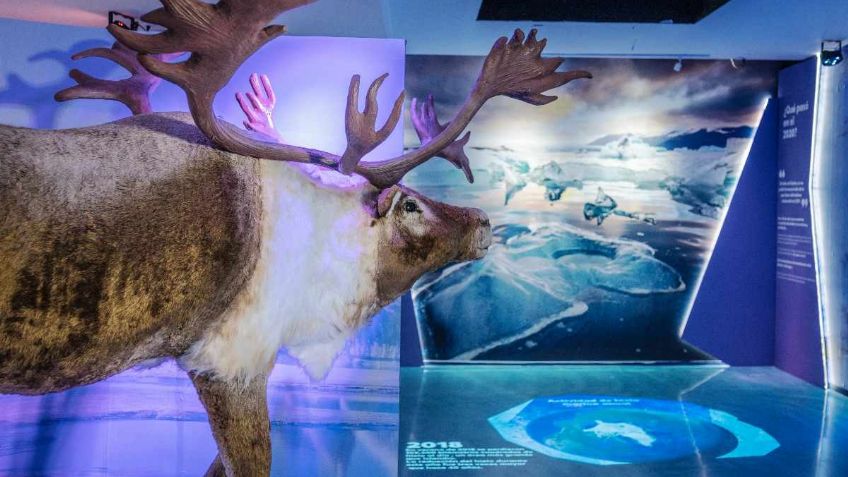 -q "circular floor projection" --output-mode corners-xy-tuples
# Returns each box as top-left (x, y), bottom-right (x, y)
(488, 395), (779, 465)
